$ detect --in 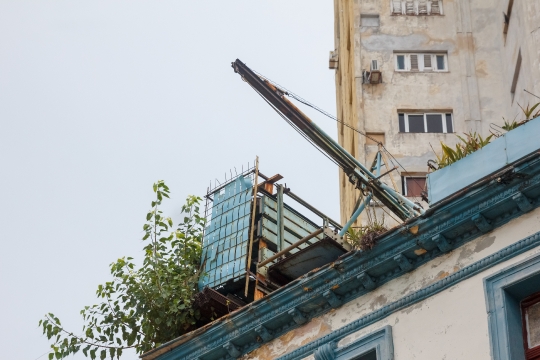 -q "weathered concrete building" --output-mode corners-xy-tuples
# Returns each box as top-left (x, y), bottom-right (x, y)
(332, 0), (540, 224)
